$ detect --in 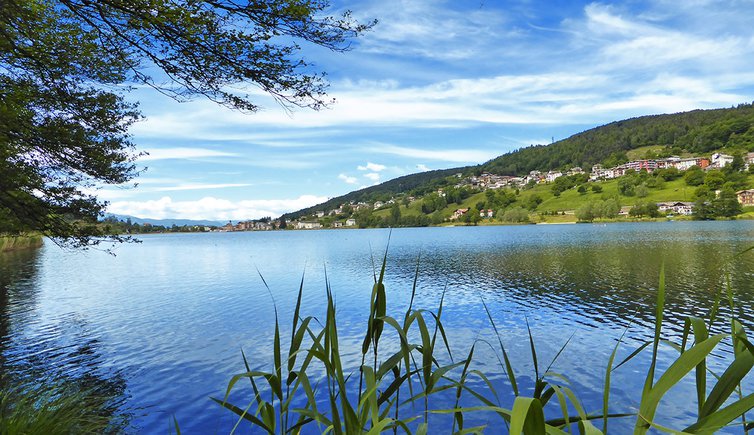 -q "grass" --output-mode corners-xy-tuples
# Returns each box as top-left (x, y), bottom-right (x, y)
(0, 234), (43, 252)
(215, 245), (754, 434)
(0, 381), (126, 434)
